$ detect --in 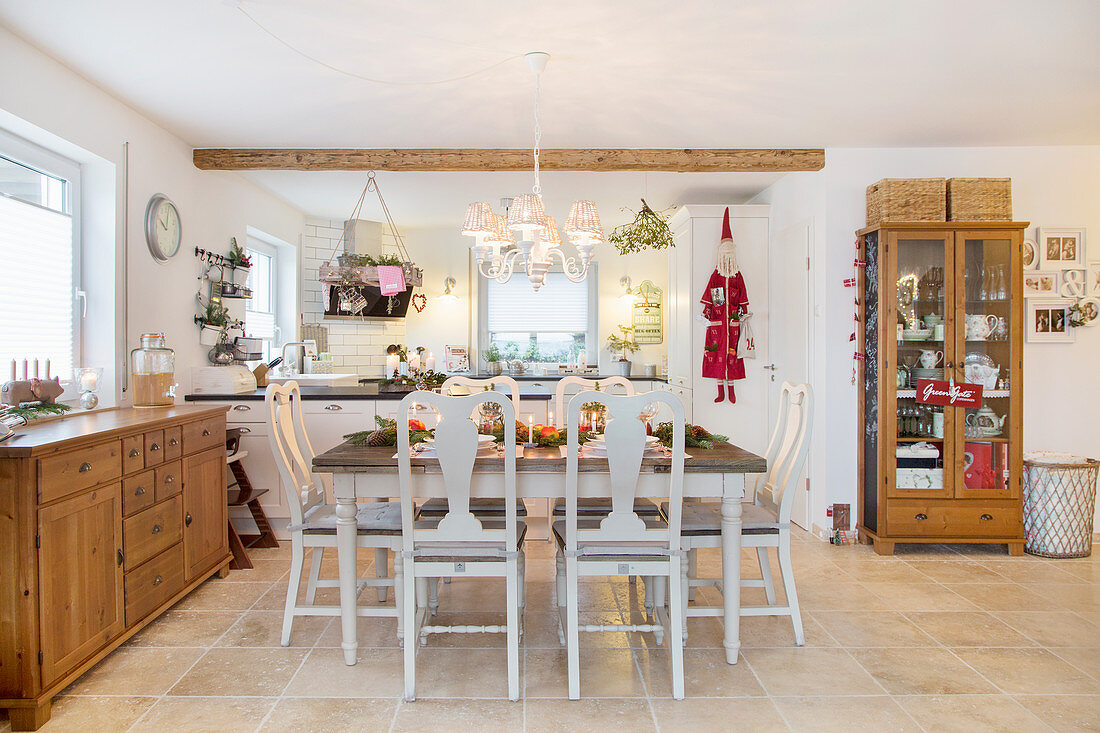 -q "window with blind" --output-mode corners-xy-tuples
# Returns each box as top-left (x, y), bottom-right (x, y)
(245, 243), (277, 360)
(481, 270), (597, 365)
(0, 148), (78, 383)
